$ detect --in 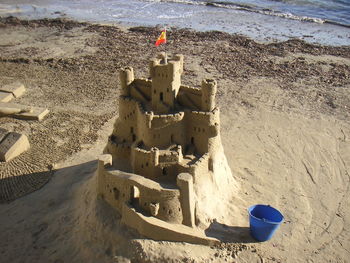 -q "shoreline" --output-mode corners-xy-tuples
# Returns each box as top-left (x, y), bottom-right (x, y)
(1, 16), (350, 51)
(0, 0), (350, 47)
